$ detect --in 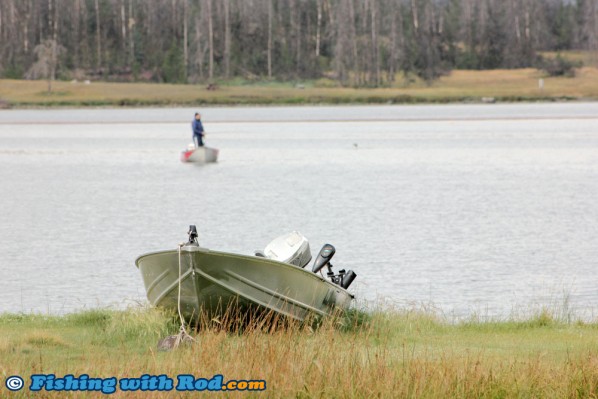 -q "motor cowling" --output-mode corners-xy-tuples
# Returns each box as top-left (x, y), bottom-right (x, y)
(259, 231), (312, 268)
